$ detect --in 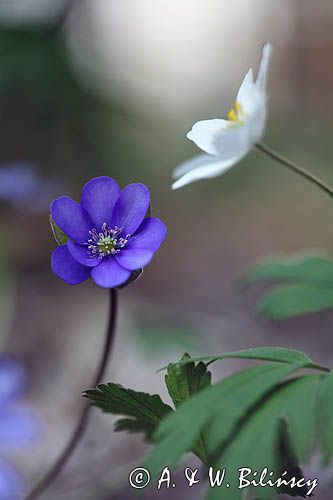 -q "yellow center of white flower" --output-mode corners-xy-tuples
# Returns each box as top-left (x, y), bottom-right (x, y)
(227, 101), (246, 125)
